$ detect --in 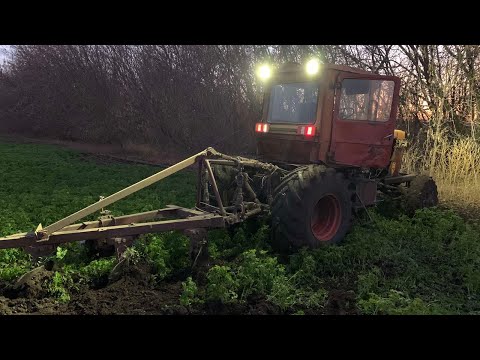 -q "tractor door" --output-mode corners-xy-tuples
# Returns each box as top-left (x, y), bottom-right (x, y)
(329, 73), (400, 168)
